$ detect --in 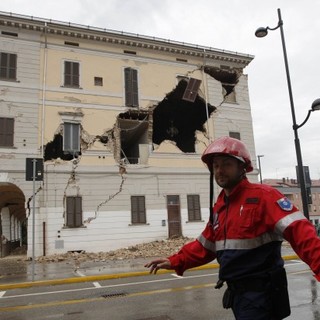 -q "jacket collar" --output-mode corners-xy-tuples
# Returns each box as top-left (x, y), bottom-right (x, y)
(217, 177), (249, 203)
